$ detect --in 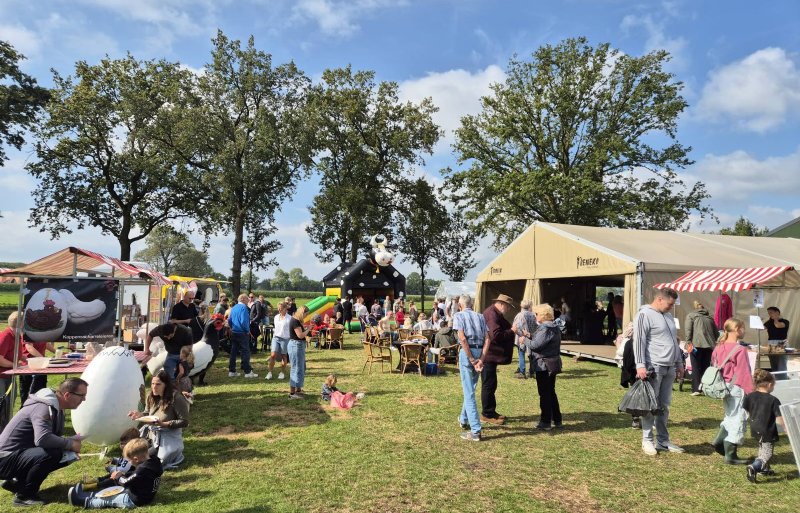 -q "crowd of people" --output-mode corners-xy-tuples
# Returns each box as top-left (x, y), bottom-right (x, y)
(0, 284), (793, 506)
